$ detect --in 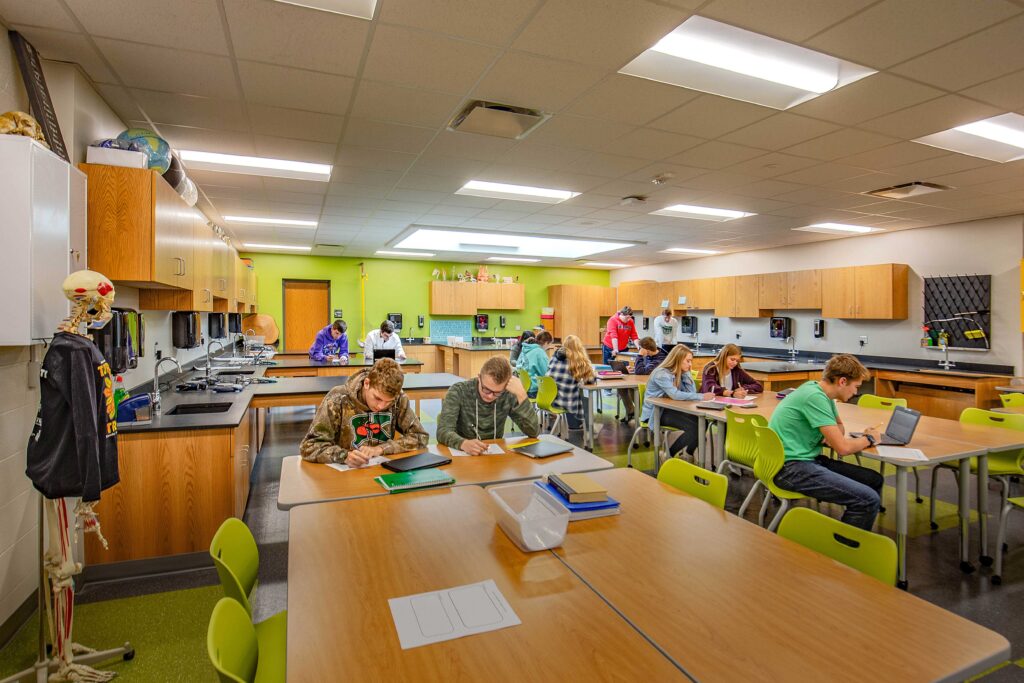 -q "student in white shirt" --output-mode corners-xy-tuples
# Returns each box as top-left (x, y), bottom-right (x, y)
(364, 320), (406, 362)
(653, 308), (678, 348)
